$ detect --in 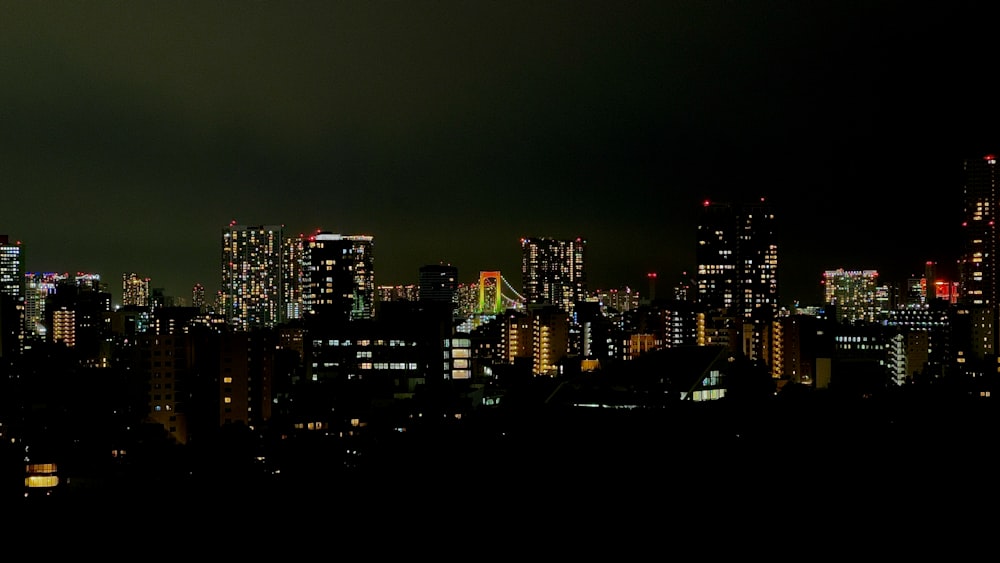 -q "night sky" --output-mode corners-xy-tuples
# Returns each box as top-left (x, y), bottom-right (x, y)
(2, 2), (998, 308)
